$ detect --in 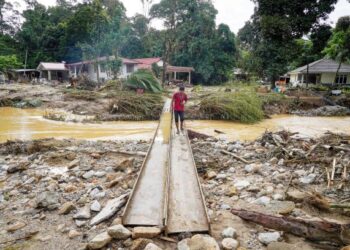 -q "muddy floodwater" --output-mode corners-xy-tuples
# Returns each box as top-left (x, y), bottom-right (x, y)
(0, 107), (350, 142)
(0, 107), (157, 142)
